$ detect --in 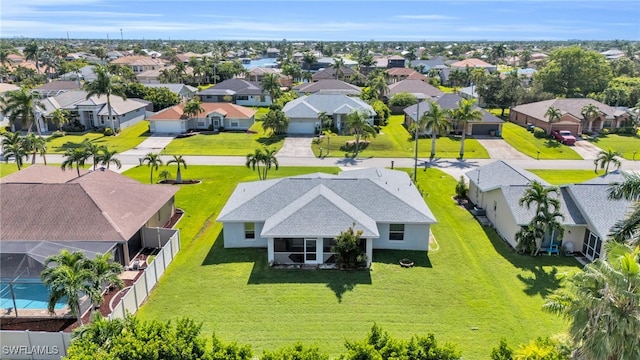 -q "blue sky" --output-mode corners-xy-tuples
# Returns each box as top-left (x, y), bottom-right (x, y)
(1, 0), (639, 41)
